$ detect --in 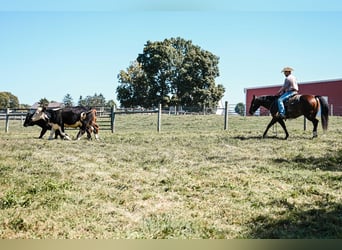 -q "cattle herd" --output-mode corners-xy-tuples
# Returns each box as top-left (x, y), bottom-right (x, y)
(24, 106), (99, 140)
